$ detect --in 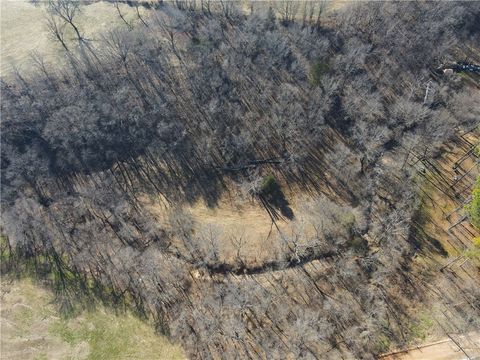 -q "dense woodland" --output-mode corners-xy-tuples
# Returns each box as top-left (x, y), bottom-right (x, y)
(1, 1), (480, 359)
